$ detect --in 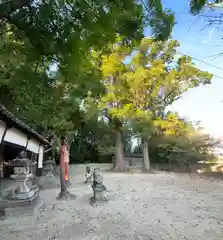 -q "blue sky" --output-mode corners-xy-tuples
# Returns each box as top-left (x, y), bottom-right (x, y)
(145, 1), (223, 138)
